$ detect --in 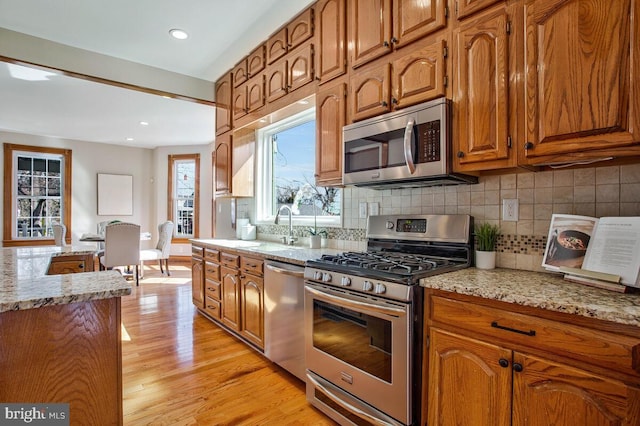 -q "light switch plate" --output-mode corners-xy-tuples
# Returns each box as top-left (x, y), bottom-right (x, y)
(359, 202), (368, 218)
(503, 199), (519, 221)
